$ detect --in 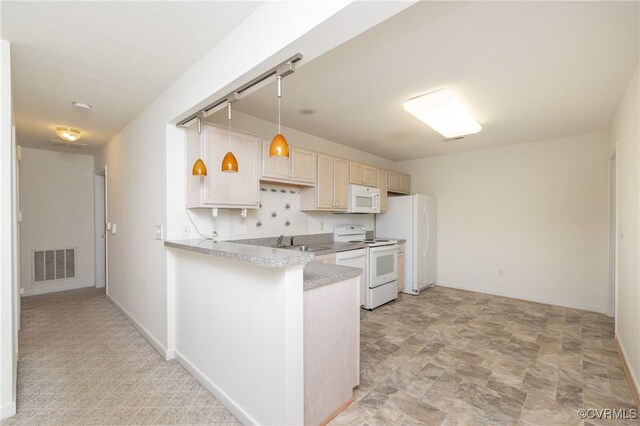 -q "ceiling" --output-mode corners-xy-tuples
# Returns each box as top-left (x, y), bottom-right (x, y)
(234, 1), (639, 160)
(2, 1), (262, 154)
